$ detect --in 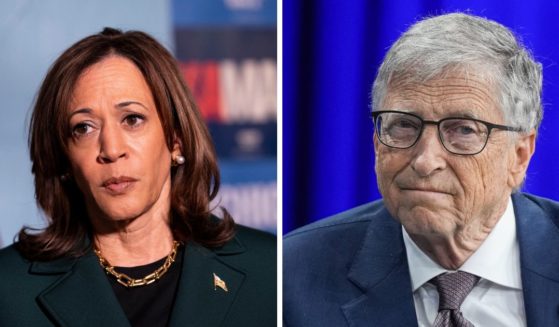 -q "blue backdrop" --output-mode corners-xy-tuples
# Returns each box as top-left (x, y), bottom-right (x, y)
(283, 0), (559, 233)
